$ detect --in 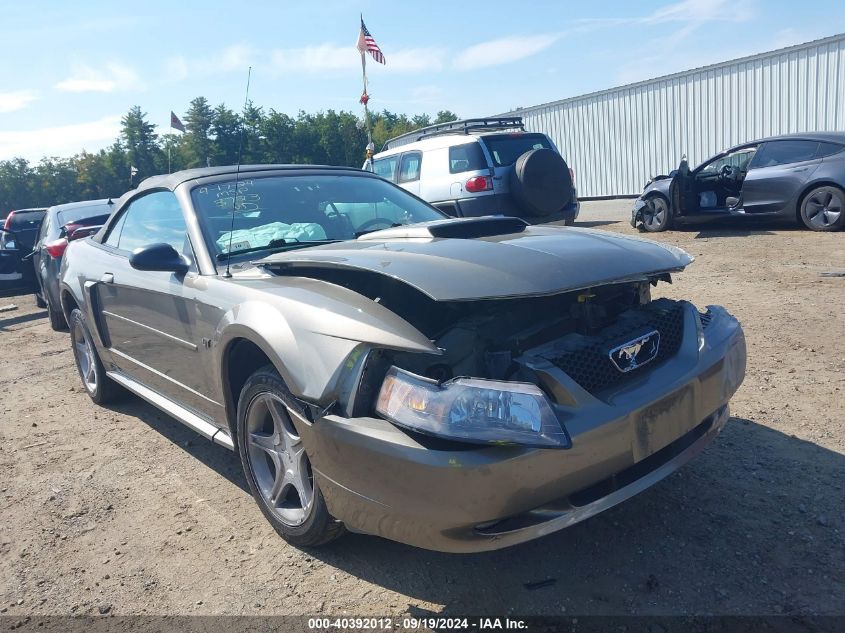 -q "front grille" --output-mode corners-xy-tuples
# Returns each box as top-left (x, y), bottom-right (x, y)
(545, 298), (686, 395)
(699, 308), (713, 329)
